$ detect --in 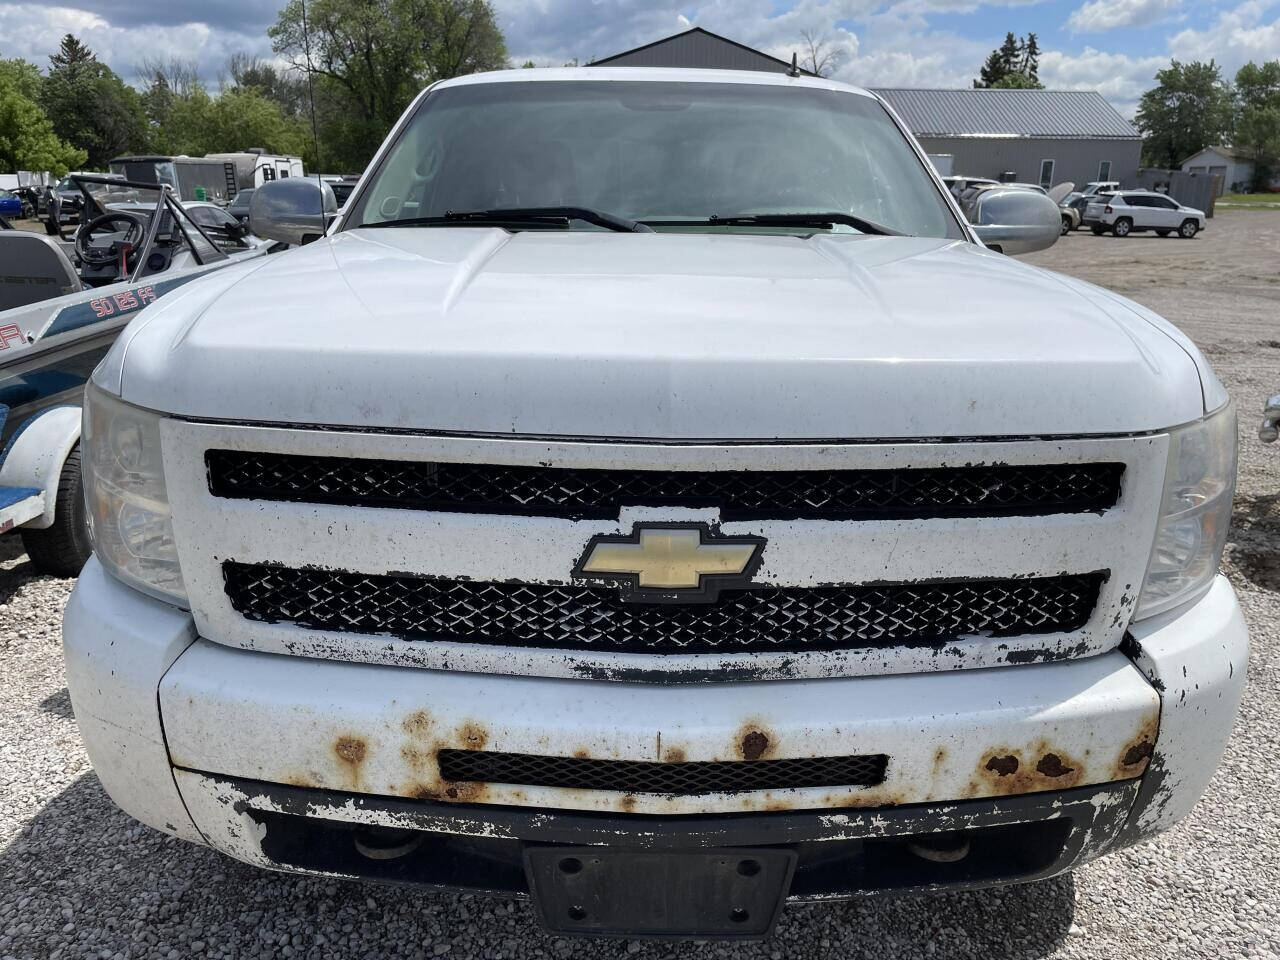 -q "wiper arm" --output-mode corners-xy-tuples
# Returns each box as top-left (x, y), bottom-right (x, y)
(362, 206), (652, 233)
(641, 213), (902, 236)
